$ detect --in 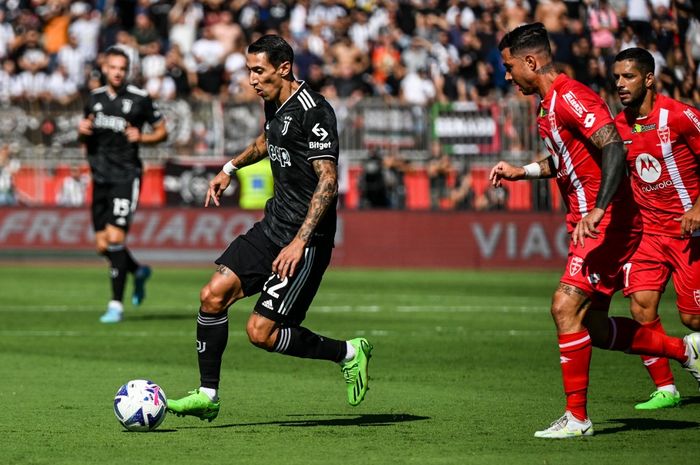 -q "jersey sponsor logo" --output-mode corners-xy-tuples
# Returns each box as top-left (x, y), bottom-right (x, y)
(122, 99), (133, 114)
(563, 91), (587, 118)
(309, 140), (332, 150)
(93, 112), (127, 132)
(560, 355), (572, 364)
(311, 123), (328, 141)
(267, 143), (291, 167)
(93, 102), (103, 112)
(569, 256), (583, 276)
(635, 153), (662, 183)
(684, 109), (700, 134)
(694, 290), (700, 307)
(657, 126), (670, 145)
(633, 122), (656, 133)
(642, 179), (673, 193)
